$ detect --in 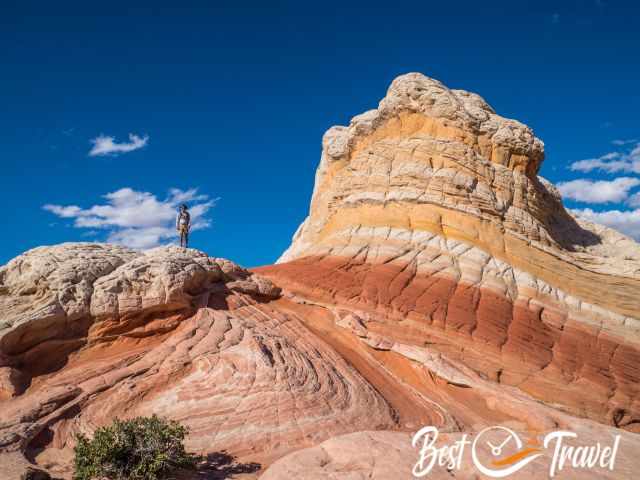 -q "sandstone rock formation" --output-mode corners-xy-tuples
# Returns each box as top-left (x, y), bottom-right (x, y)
(262, 424), (640, 480)
(2, 73), (640, 480)
(261, 73), (640, 432)
(0, 244), (398, 478)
